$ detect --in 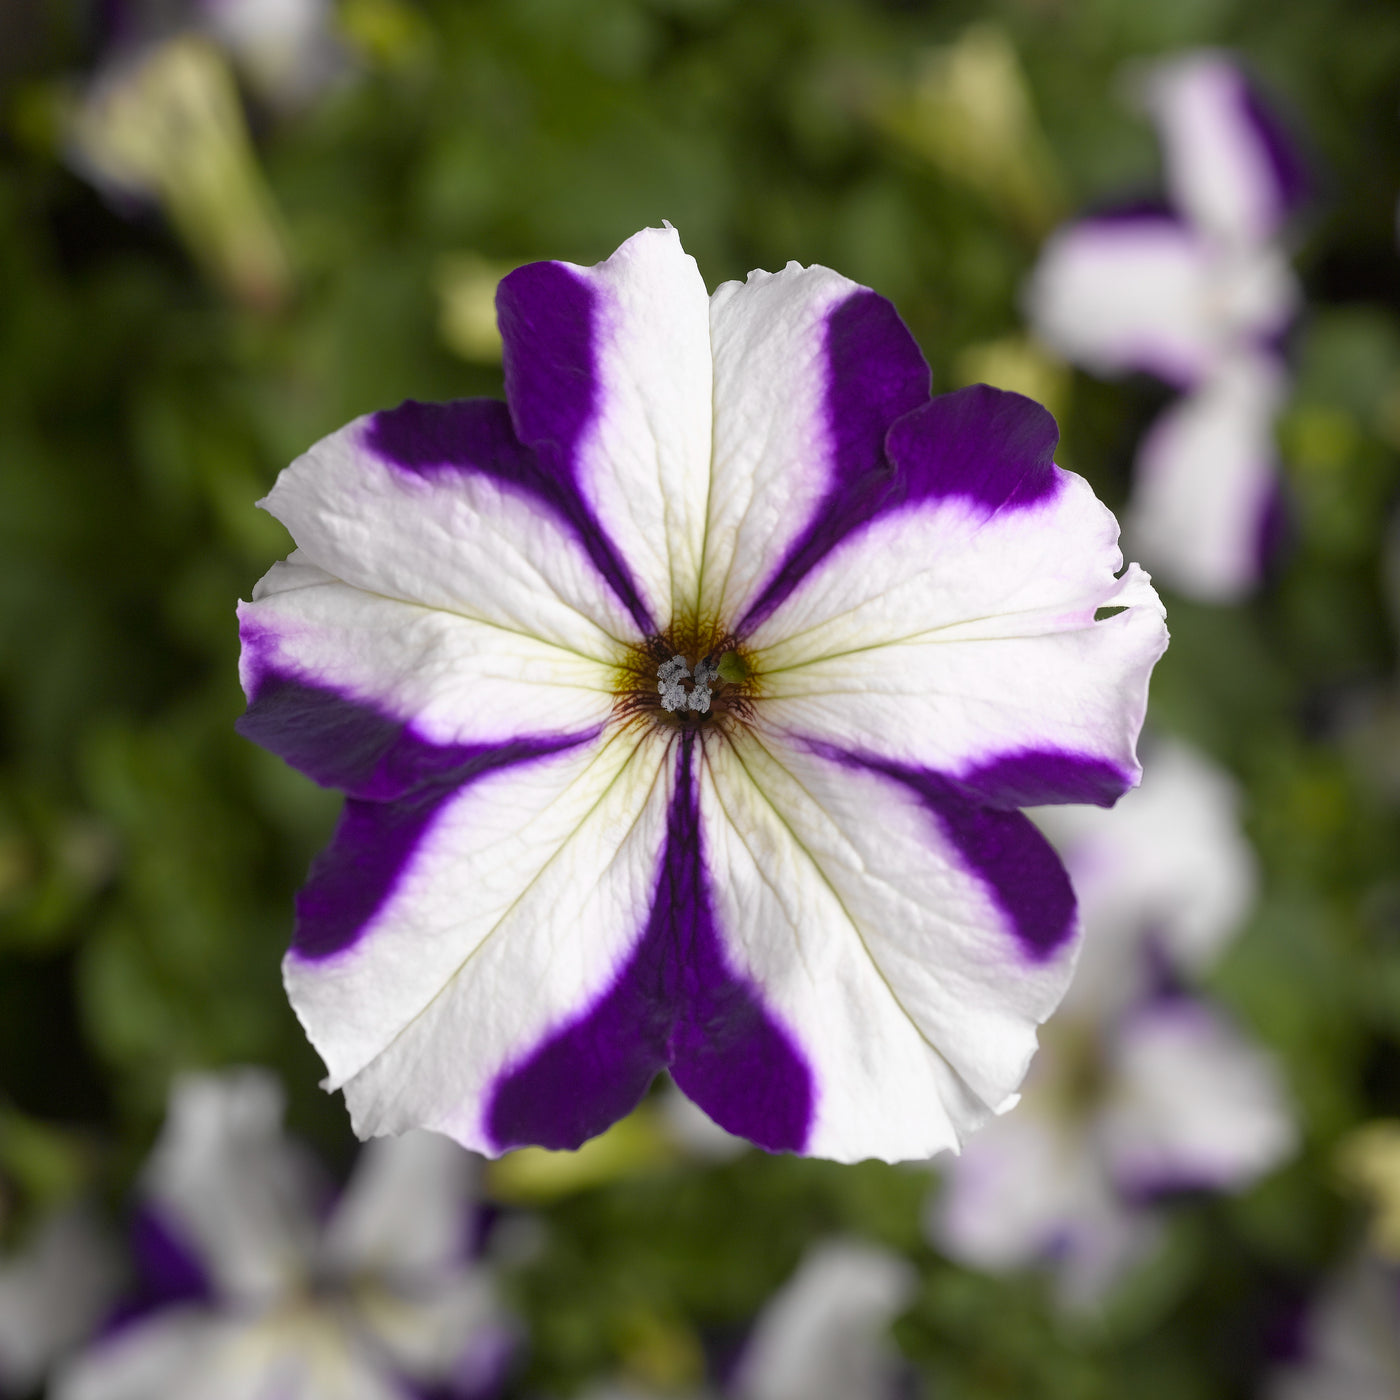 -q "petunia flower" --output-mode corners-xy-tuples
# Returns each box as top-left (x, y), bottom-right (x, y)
(53, 1069), (509, 1400)
(1026, 51), (1306, 602)
(237, 224), (1168, 1165)
(930, 738), (1295, 1305)
(581, 1238), (916, 1400)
